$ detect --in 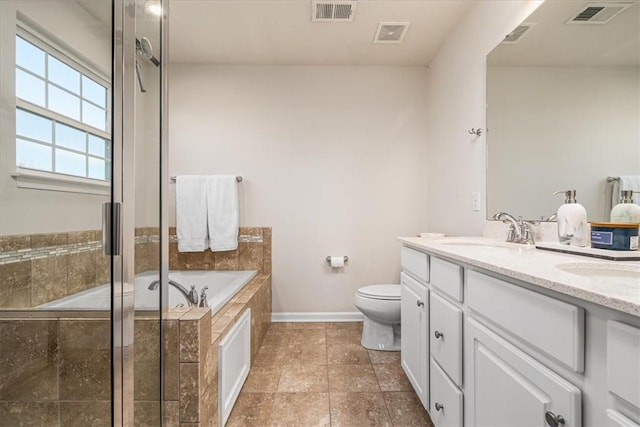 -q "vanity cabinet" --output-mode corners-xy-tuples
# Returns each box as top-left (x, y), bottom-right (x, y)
(401, 271), (429, 408)
(399, 241), (640, 427)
